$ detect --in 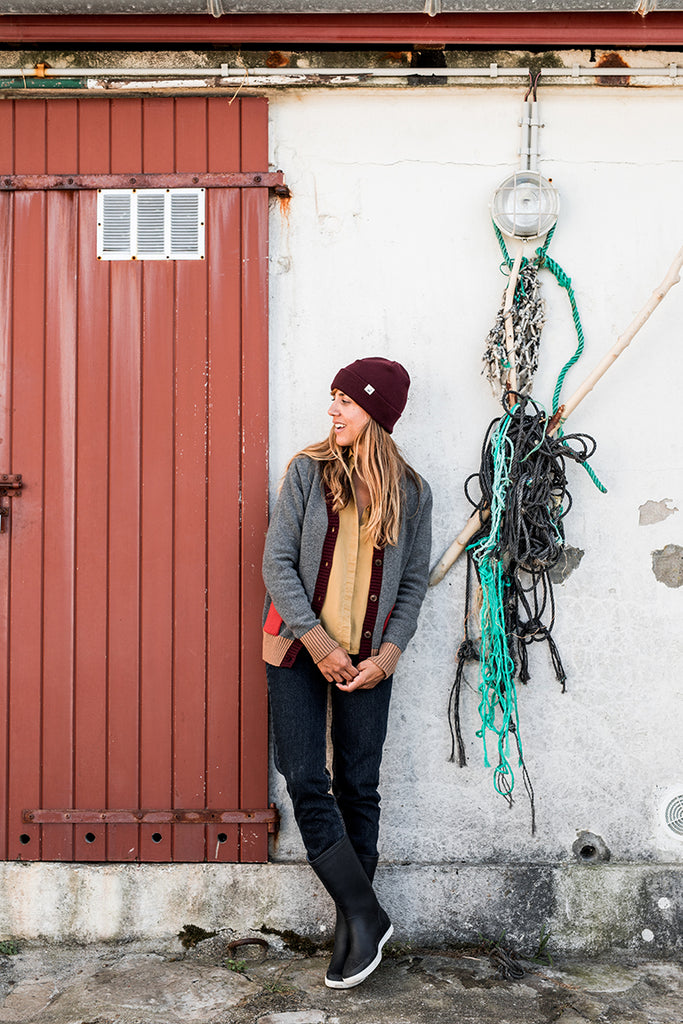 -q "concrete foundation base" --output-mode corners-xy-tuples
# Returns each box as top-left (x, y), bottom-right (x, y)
(0, 861), (680, 957)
